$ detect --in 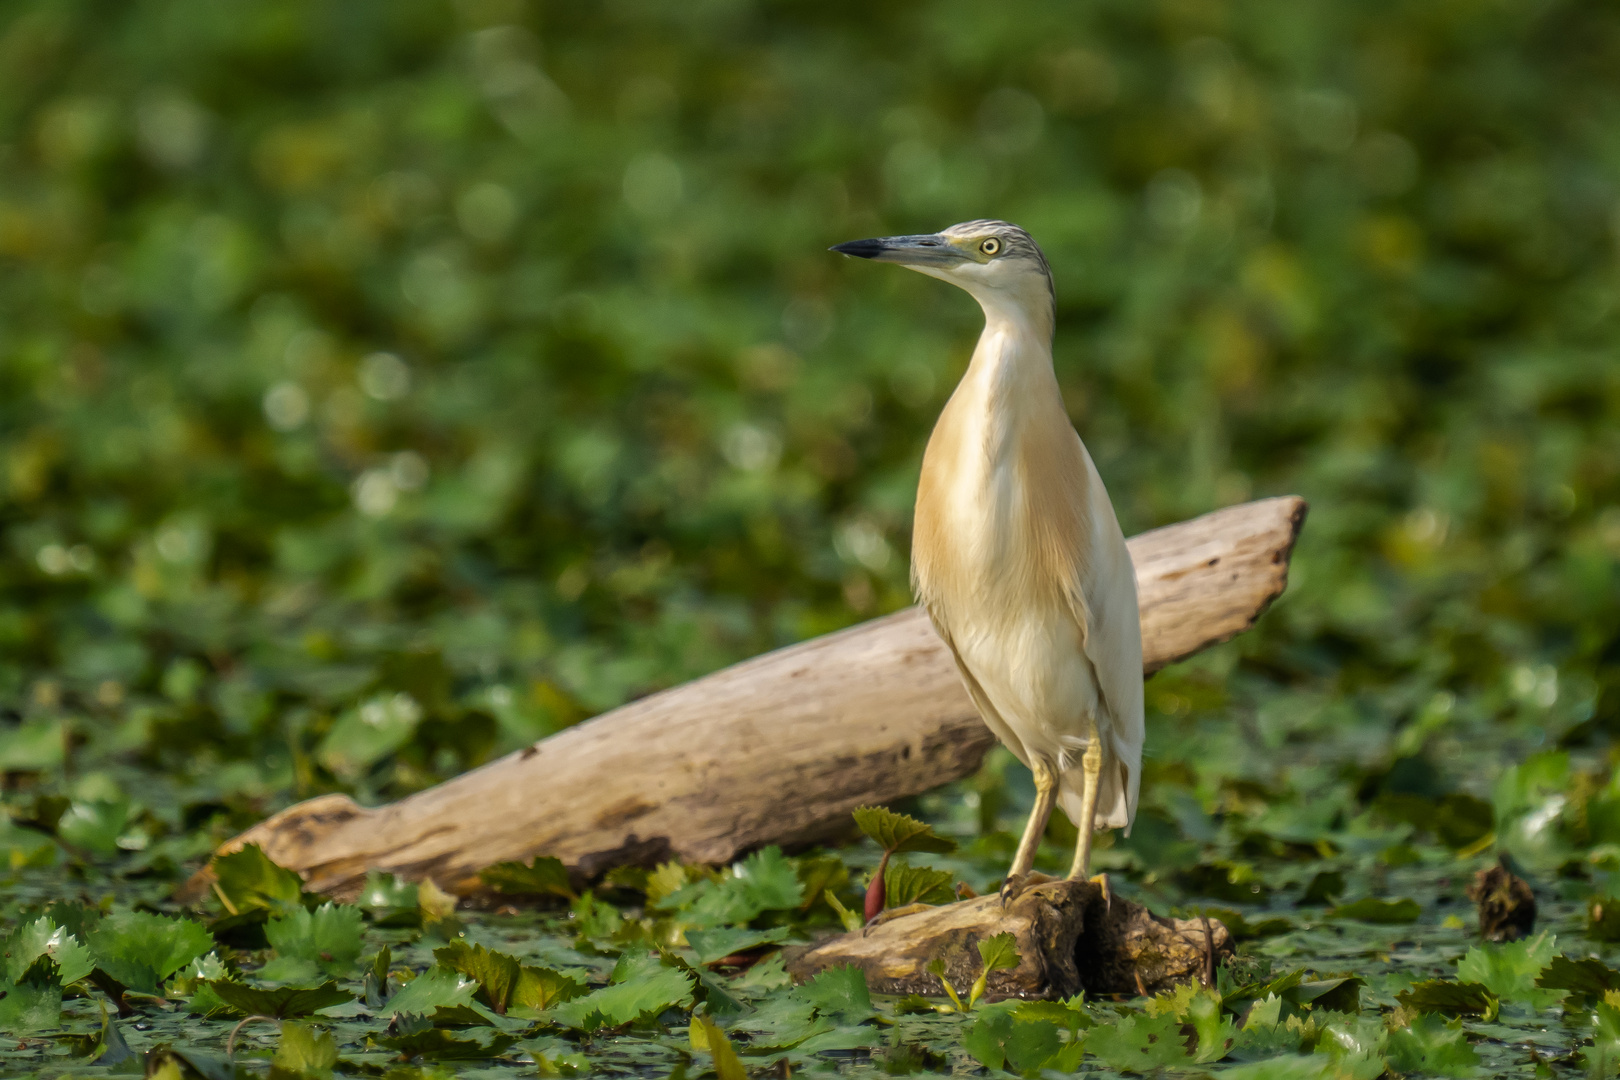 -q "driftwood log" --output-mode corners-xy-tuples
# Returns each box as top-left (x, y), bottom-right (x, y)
(180, 495), (1305, 902)
(785, 880), (1234, 1000)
